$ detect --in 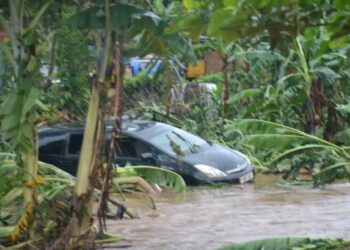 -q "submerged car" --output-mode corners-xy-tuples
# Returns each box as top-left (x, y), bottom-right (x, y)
(39, 119), (254, 184)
